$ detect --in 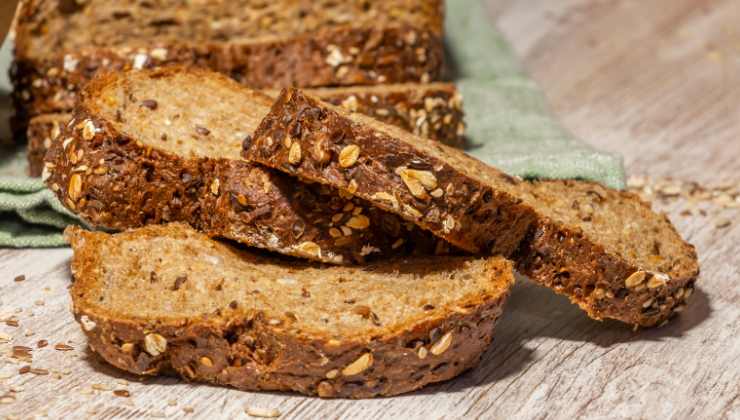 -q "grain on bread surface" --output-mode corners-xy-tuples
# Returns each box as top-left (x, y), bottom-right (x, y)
(245, 89), (539, 257)
(16, 0), (444, 58)
(26, 112), (66, 176)
(44, 67), (449, 264)
(27, 82), (464, 176)
(66, 223), (513, 398)
(244, 89), (700, 327)
(12, 0), (444, 129)
(513, 179), (699, 327)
